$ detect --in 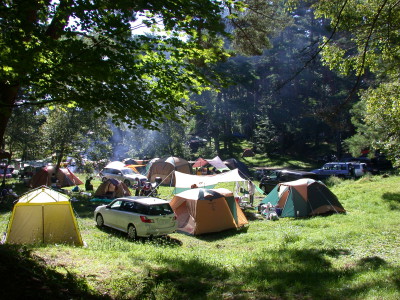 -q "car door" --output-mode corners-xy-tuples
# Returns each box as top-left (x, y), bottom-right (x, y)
(115, 201), (138, 232)
(319, 164), (336, 177)
(103, 200), (123, 229)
